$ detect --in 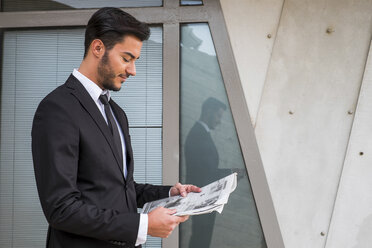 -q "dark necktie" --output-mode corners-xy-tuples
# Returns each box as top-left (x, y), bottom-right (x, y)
(99, 94), (123, 165)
